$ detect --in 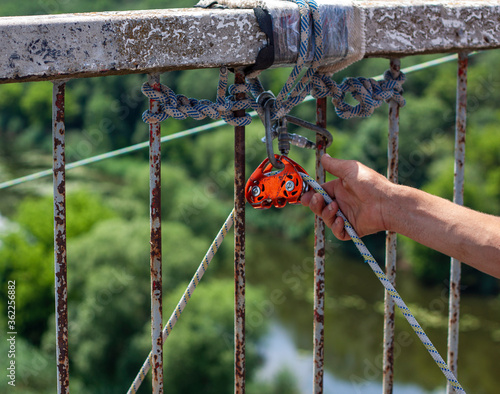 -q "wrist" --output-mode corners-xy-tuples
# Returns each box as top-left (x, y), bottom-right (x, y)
(381, 182), (409, 233)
